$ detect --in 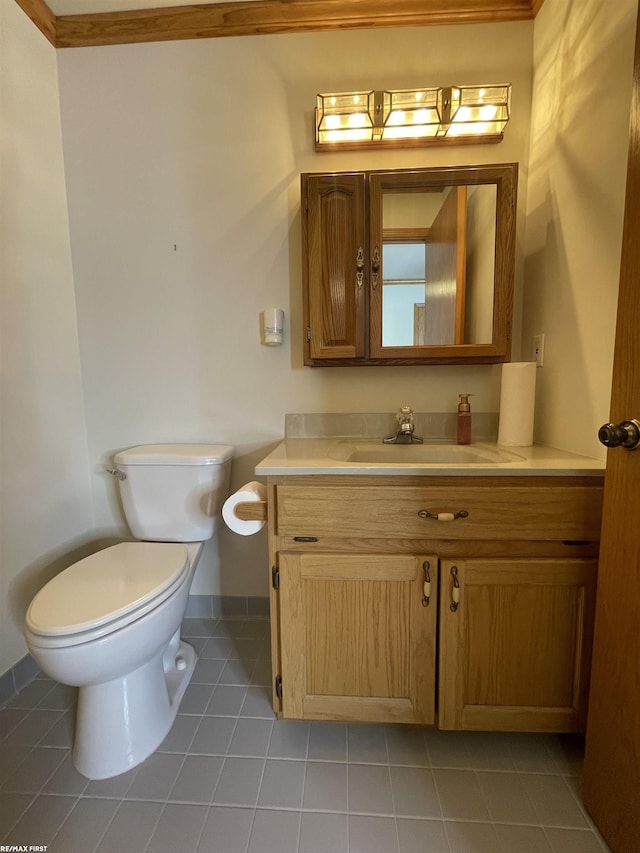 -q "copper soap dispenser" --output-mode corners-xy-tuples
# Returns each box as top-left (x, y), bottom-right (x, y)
(456, 394), (473, 445)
